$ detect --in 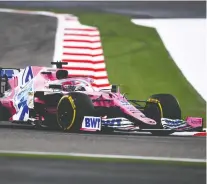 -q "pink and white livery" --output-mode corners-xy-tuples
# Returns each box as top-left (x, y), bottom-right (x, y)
(0, 62), (204, 135)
